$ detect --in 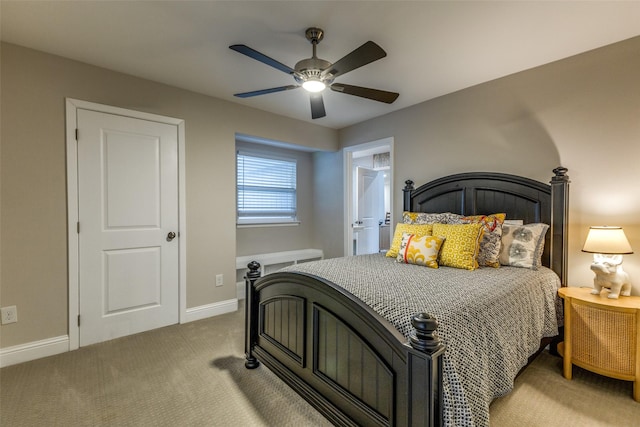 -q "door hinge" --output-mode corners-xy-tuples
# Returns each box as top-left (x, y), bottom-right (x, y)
(77, 222), (80, 234)
(75, 128), (79, 141)
(77, 315), (81, 327)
